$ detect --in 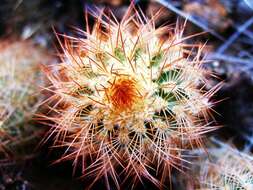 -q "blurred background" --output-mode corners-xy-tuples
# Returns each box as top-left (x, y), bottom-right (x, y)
(0, 0), (253, 189)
